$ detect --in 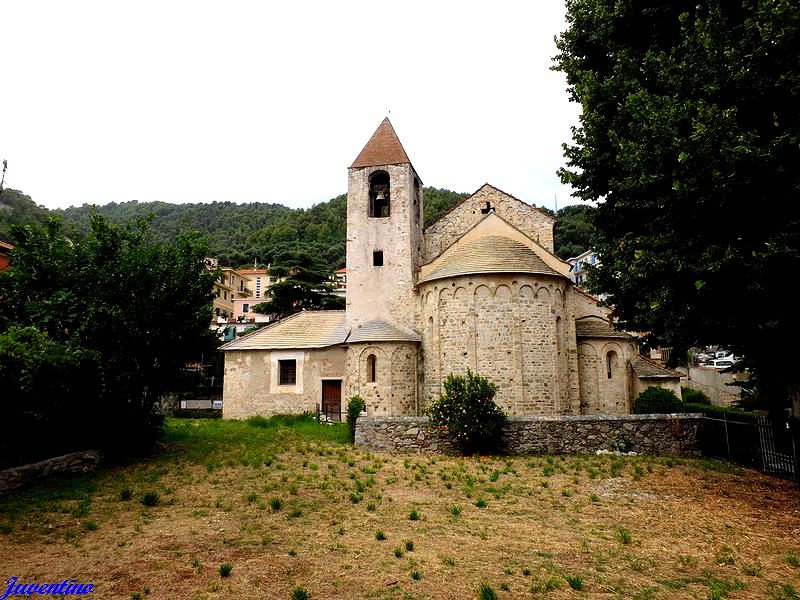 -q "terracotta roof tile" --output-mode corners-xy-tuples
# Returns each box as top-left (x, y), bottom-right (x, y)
(350, 118), (412, 169)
